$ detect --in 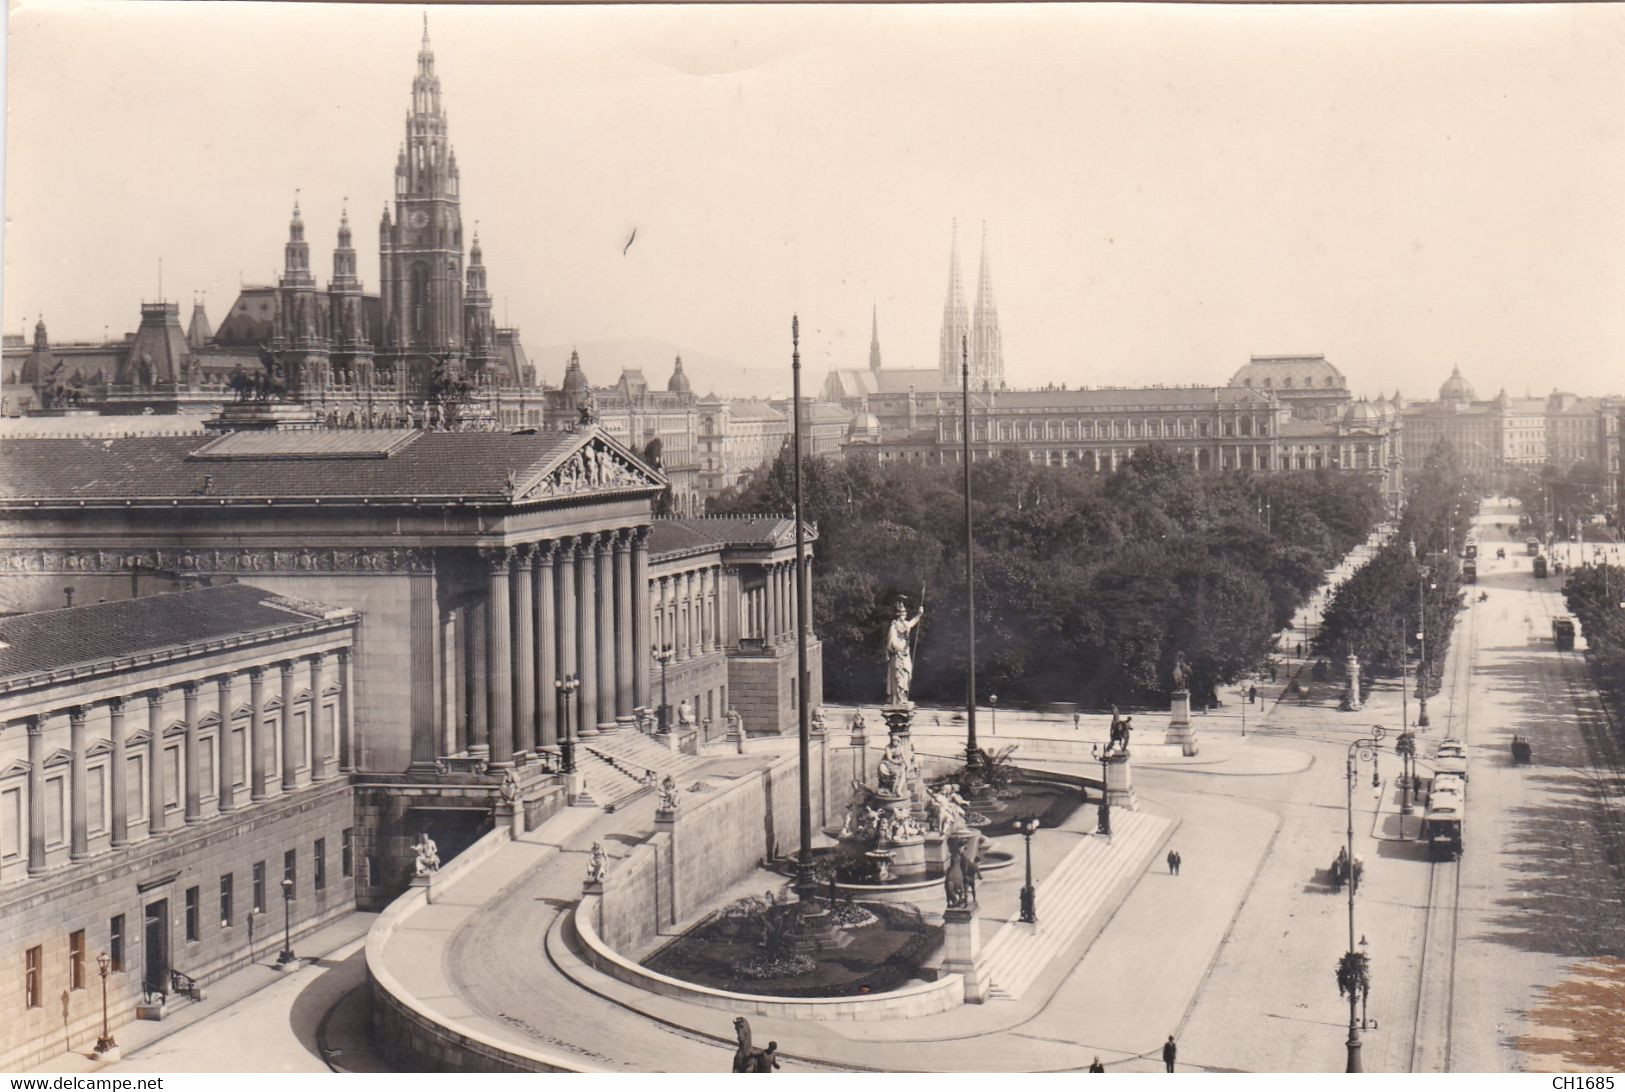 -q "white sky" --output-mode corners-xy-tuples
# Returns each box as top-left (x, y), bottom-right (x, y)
(5, 1), (1625, 400)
